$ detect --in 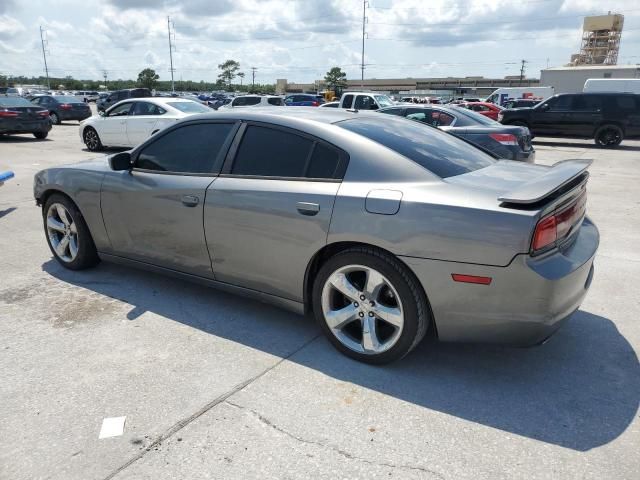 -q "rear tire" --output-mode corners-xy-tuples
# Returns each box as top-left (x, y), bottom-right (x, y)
(595, 124), (623, 148)
(43, 193), (100, 270)
(312, 247), (430, 364)
(83, 127), (103, 151)
(33, 131), (48, 139)
(50, 112), (60, 125)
